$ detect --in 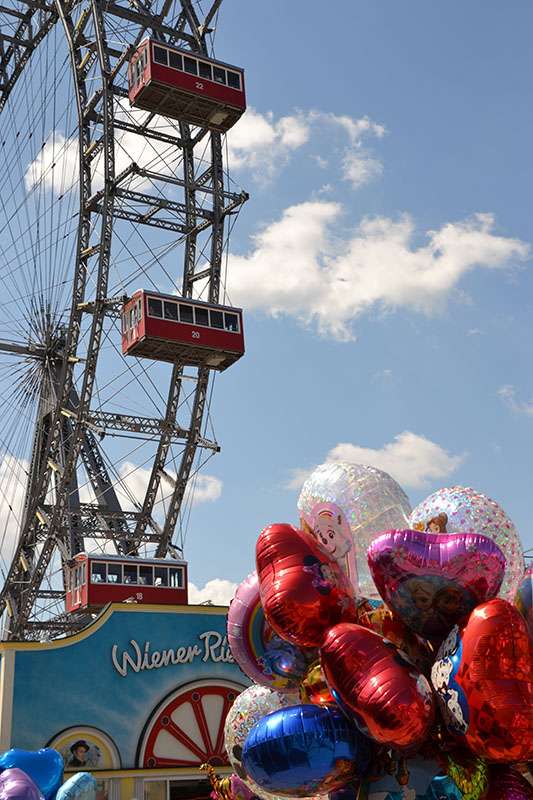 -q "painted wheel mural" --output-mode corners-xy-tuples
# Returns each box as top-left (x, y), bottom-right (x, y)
(139, 680), (245, 768)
